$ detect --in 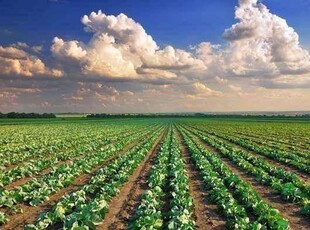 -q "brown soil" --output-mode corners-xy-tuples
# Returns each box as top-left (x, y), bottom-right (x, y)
(2, 138), (90, 170)
(176, 130), (226, 230)
(189, 126), (310, 184)
(4, 158), (79, 190)
(232, 131), (310, 155)
(97, 129), (167, 230)
(4, 127), (157, 191)
(197, 136), (310, 230)
(2, 127), (147, 172)
(209, 132), (310, 184)
(1, 129), (161, 230)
